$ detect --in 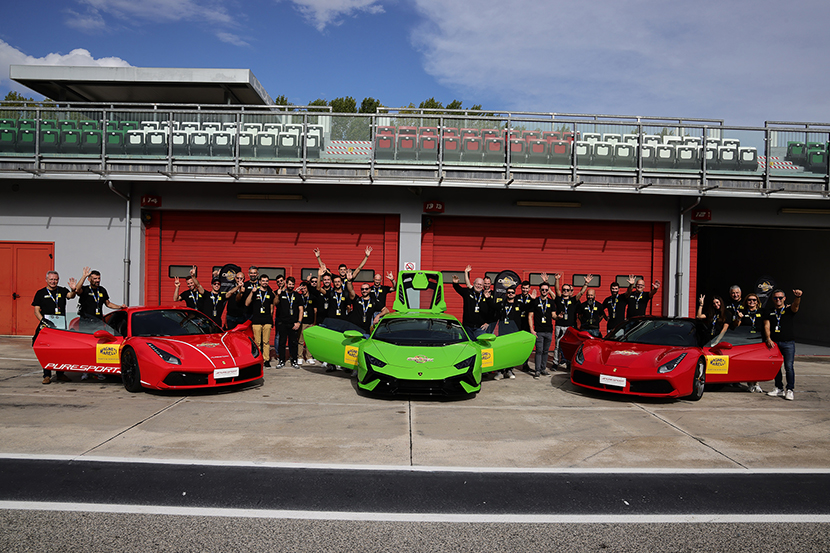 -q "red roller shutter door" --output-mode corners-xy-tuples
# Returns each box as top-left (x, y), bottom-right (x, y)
(421, 216), (666, 323)
(144, 211), (399, 306)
